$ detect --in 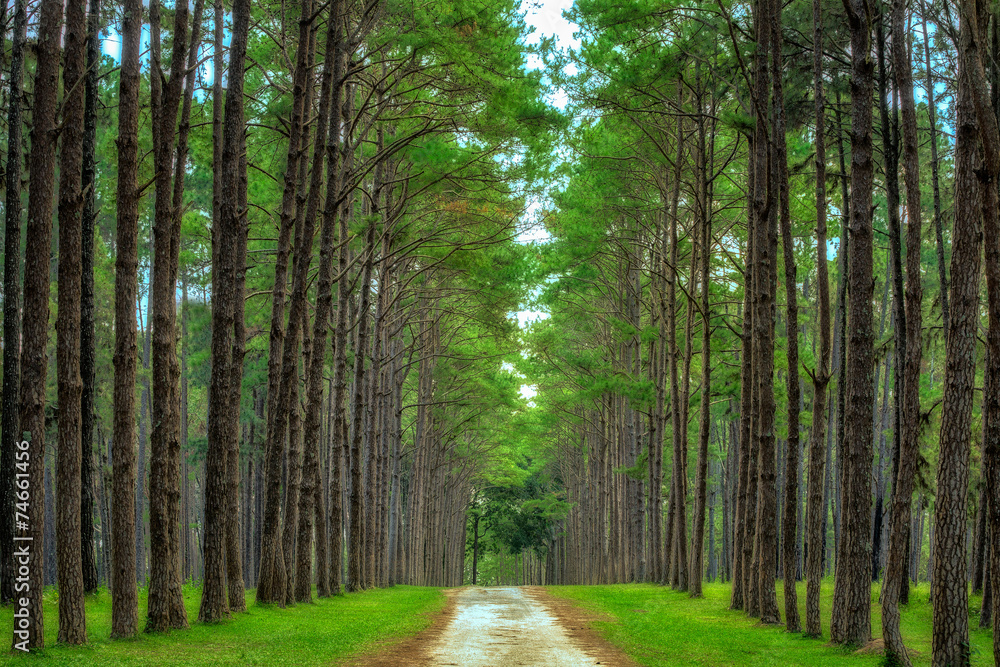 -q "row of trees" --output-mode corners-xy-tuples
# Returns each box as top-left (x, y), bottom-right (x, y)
(0, 0), (554, 649)
(519, 0), (1000, 663)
